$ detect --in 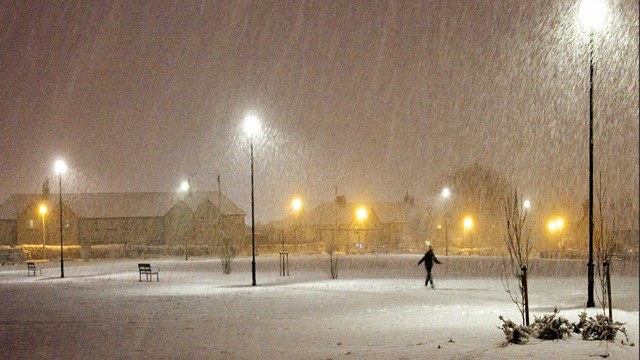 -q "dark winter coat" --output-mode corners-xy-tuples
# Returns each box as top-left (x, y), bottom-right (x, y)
(418, 249), (441, 270)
